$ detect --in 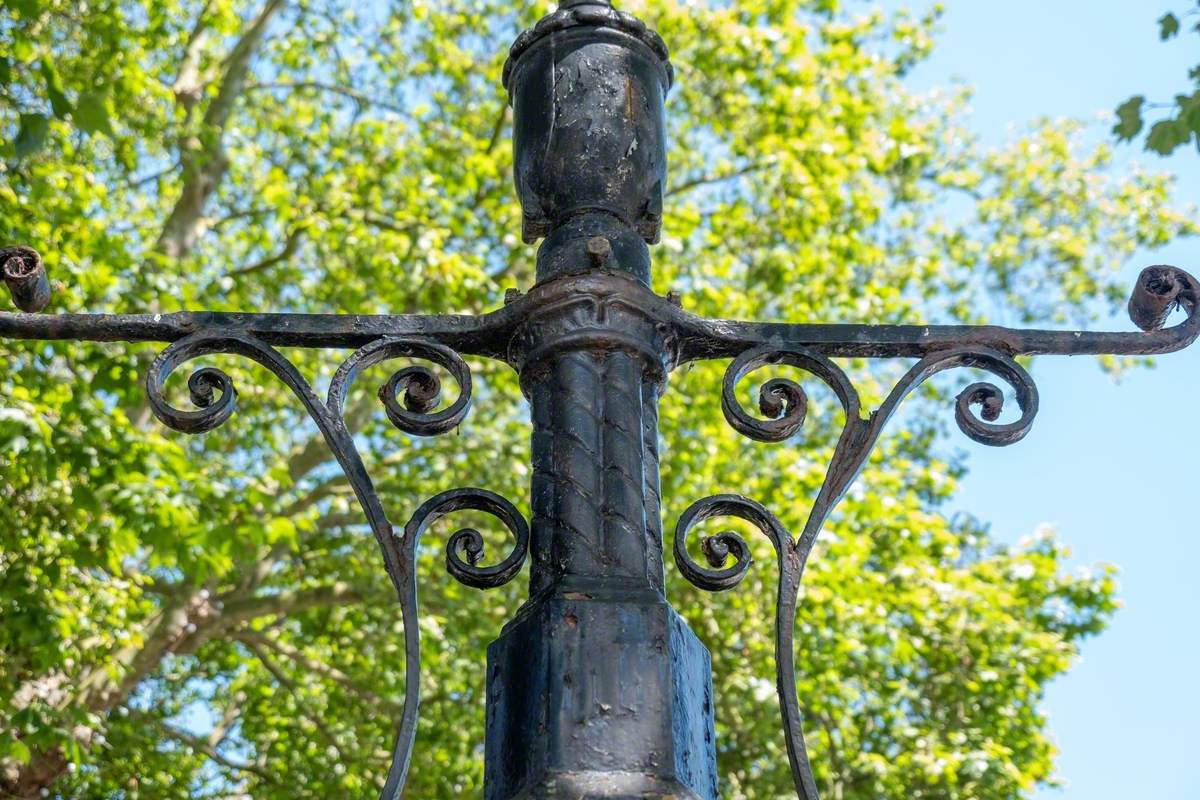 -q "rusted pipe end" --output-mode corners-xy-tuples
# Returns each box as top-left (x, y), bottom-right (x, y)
(1128, 265), (1196, 332)
(1, 246), (52, 313)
